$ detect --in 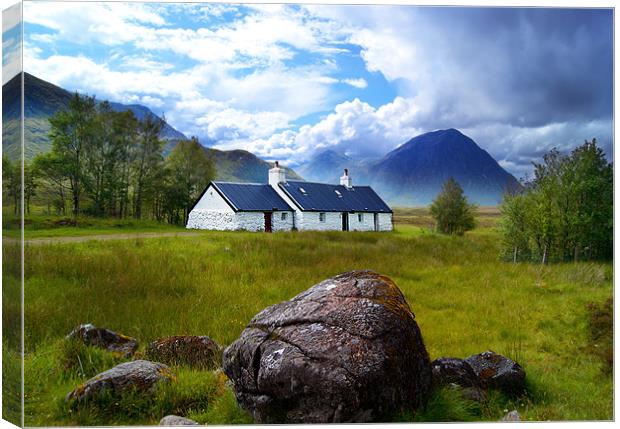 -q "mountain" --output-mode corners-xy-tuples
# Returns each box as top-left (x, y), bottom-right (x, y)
(205, 148), (303, 183)
(2, 72), (187, 160)
(368, 128), (520, 205)
(296, 129), (520, 206)
(297, 149), (355, 183)
(2, 73), (304, 184)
